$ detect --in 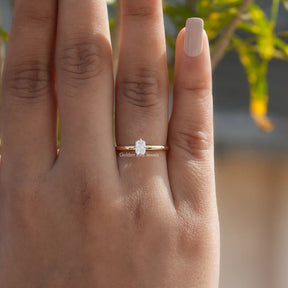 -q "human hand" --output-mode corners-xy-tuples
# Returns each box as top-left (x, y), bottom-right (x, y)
(0, 0), (219, 287)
